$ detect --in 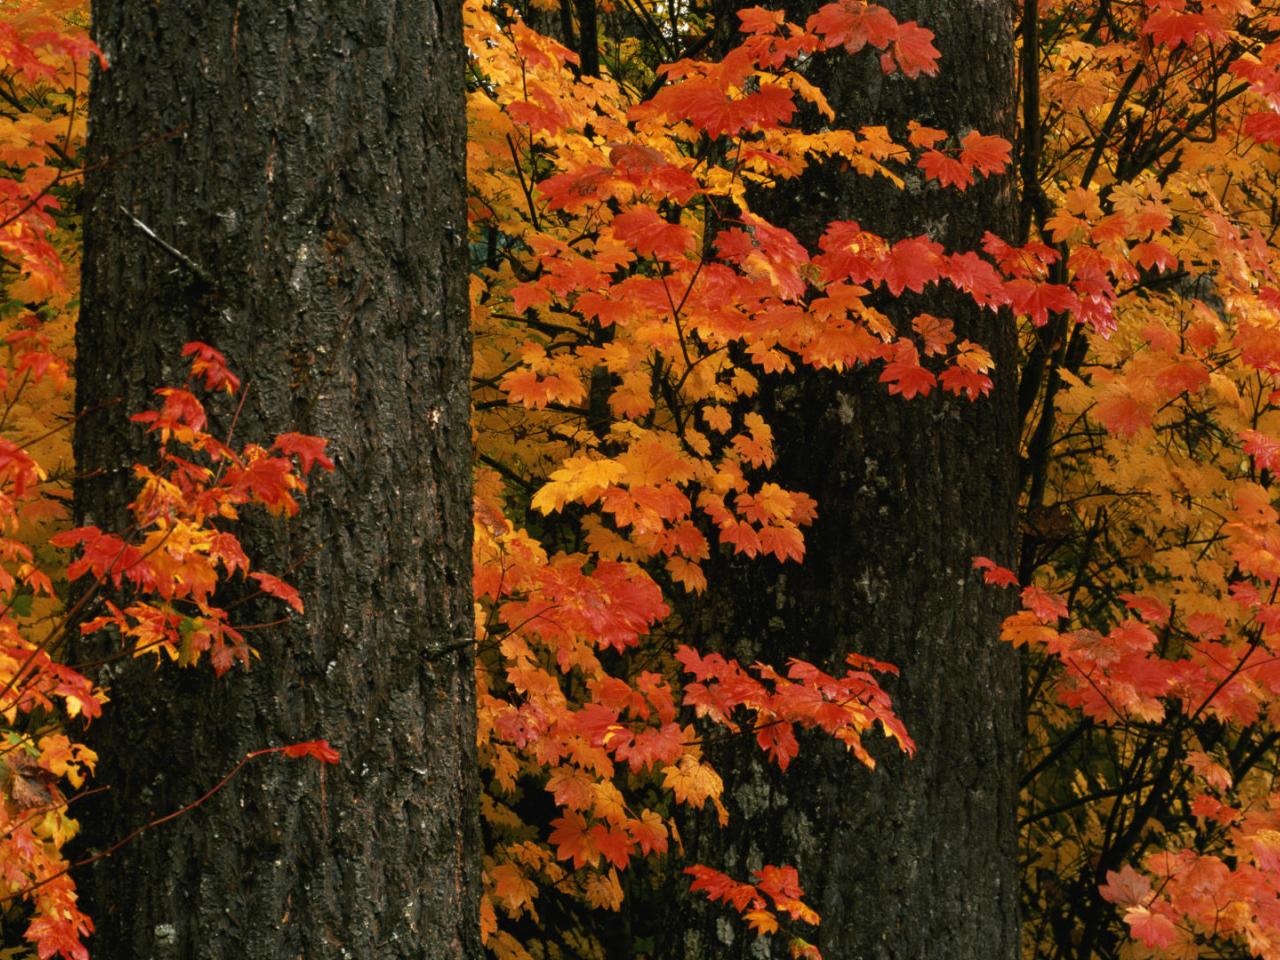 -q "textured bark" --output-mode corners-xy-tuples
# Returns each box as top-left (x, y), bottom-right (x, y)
(654, 1), (1022, 957)
(73, 2), (478, 958)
